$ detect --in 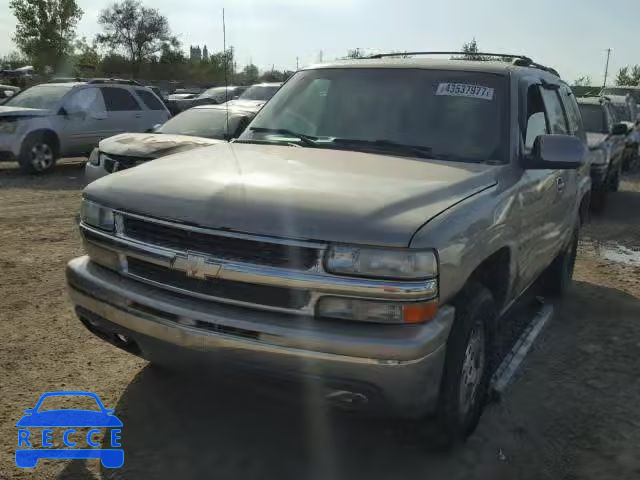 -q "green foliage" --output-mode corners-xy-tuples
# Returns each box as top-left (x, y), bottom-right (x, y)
(615, 66), (640, 86)
(9, 0), (83, 71)
(0, 51), (30, 69)
(96, 0), (178, 75)
(573, 75), (593, 87)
